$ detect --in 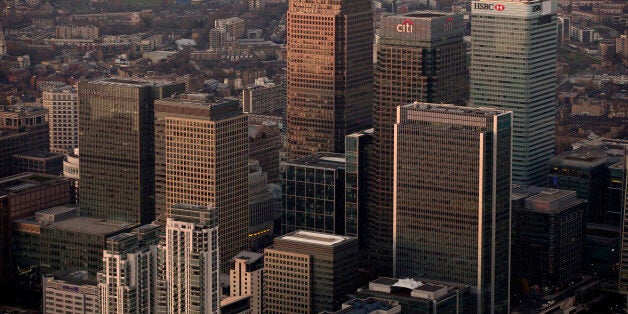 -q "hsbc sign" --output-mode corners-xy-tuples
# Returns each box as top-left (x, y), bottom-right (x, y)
(474, 3), (505, 11)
